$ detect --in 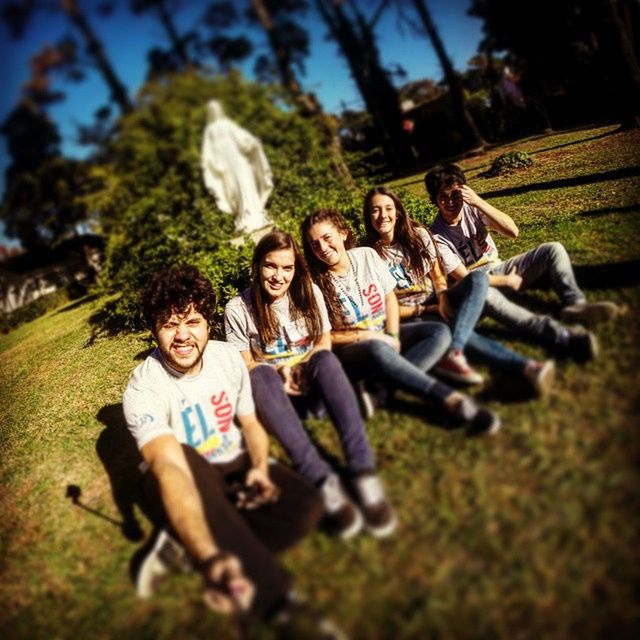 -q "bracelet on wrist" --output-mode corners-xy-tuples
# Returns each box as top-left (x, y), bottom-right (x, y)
(385, 330), (399, 339)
